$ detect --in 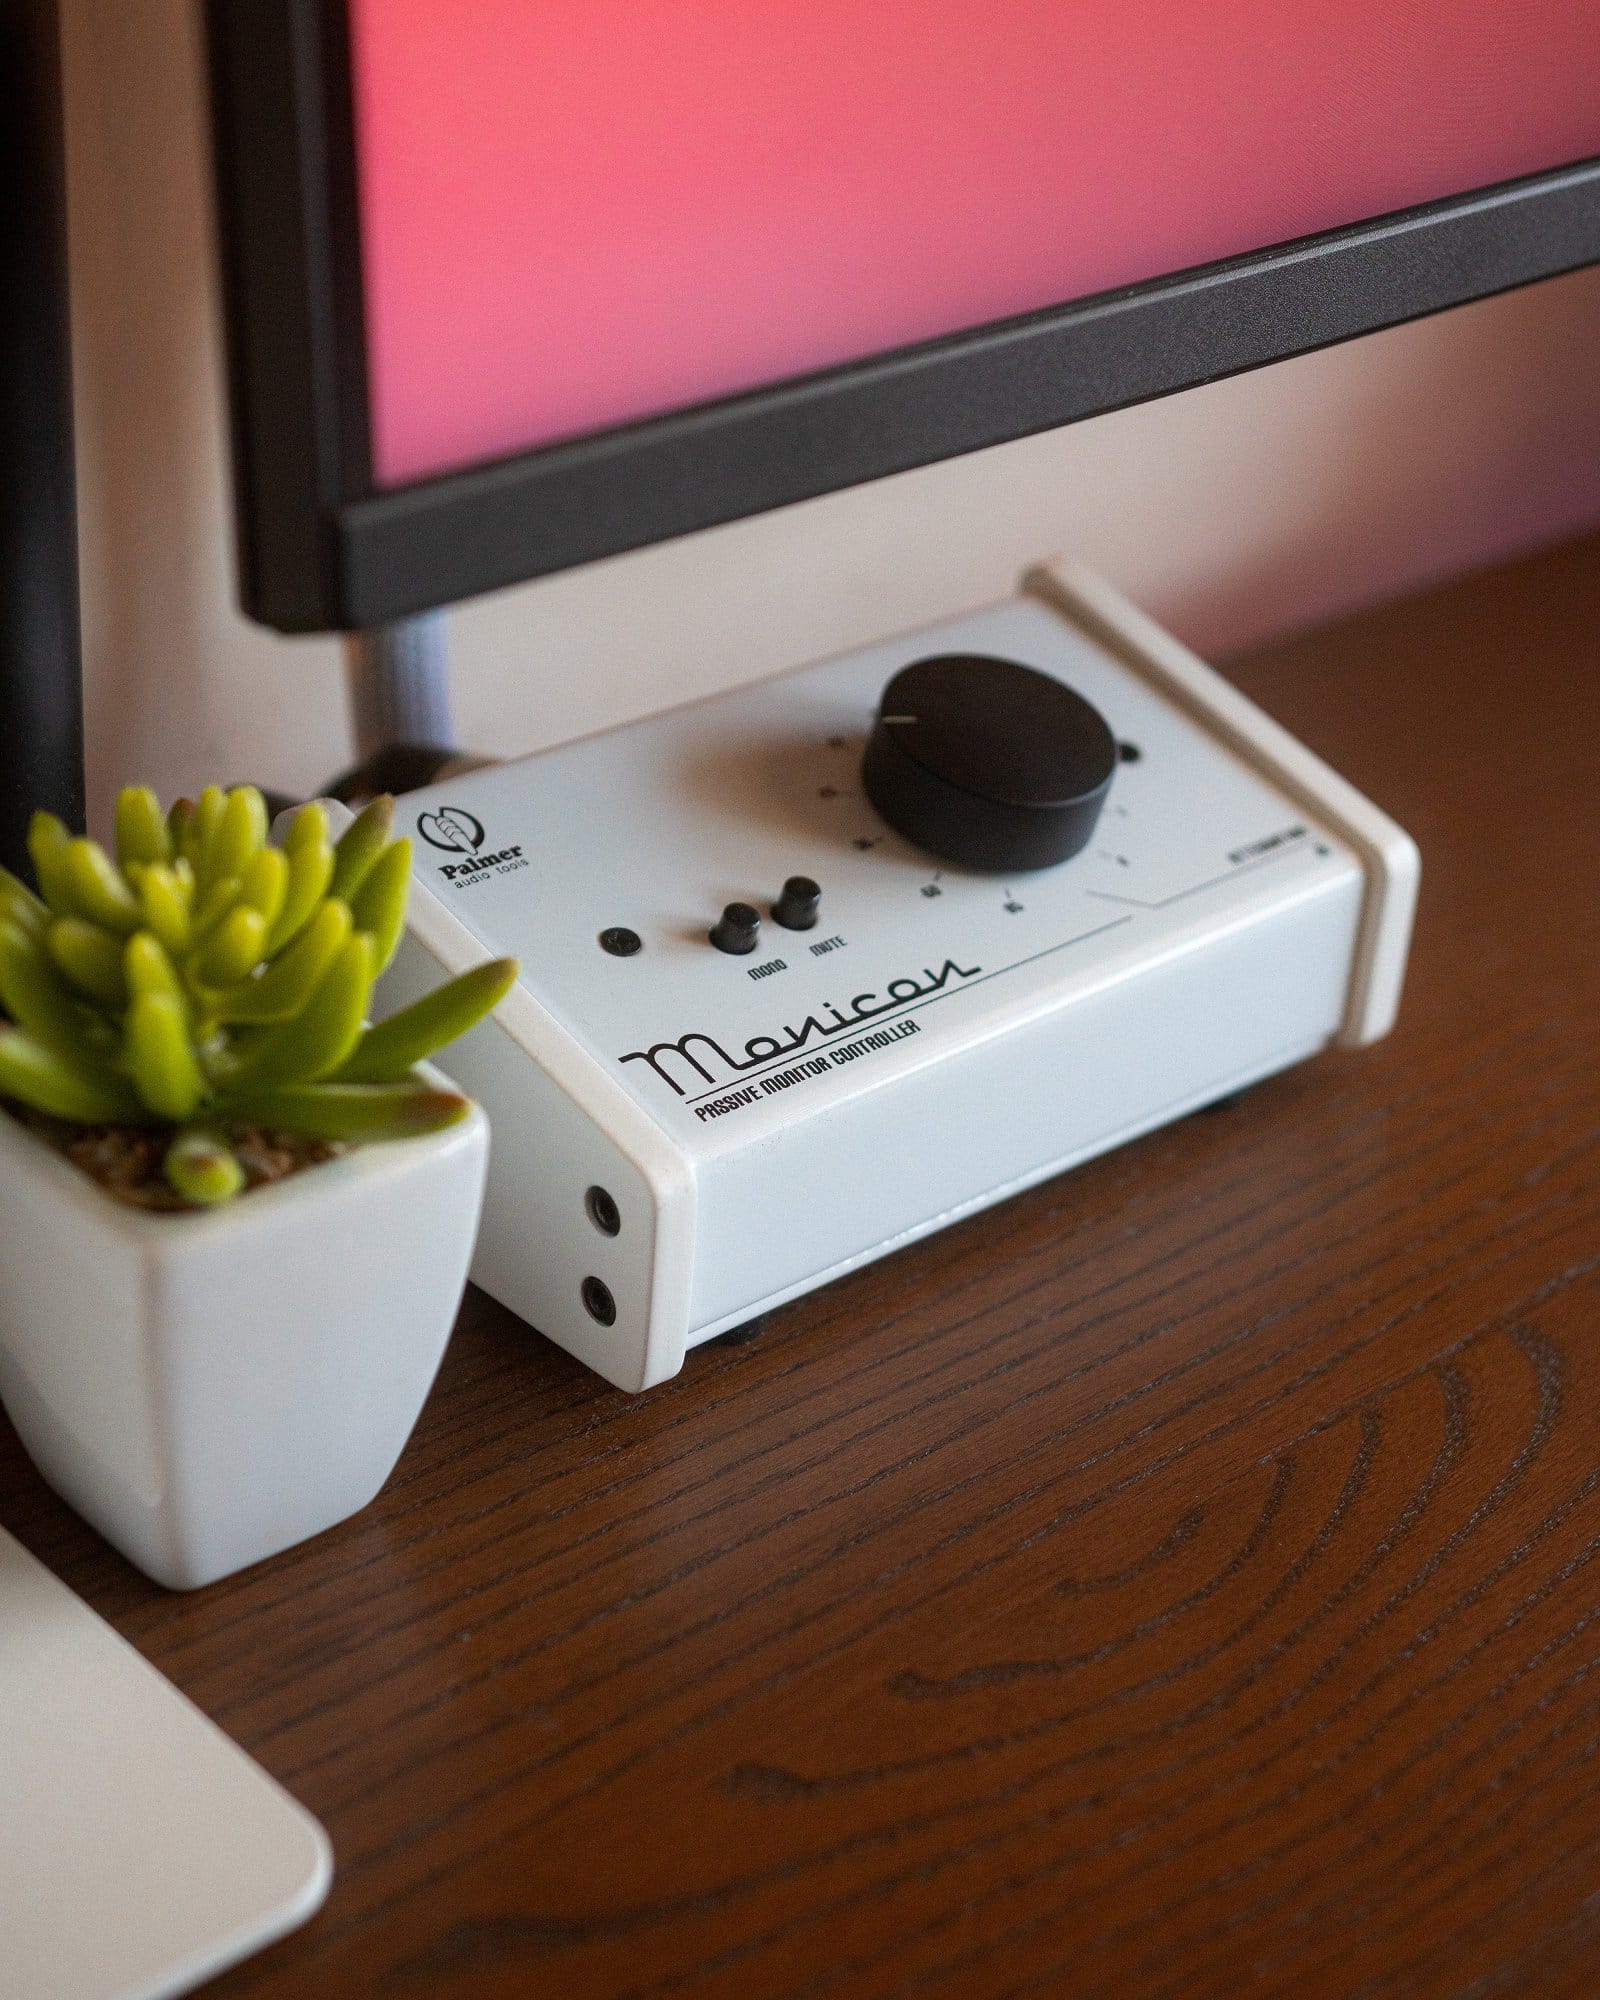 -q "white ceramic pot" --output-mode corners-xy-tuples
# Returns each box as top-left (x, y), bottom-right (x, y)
(0, 1090), (488, 1589)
